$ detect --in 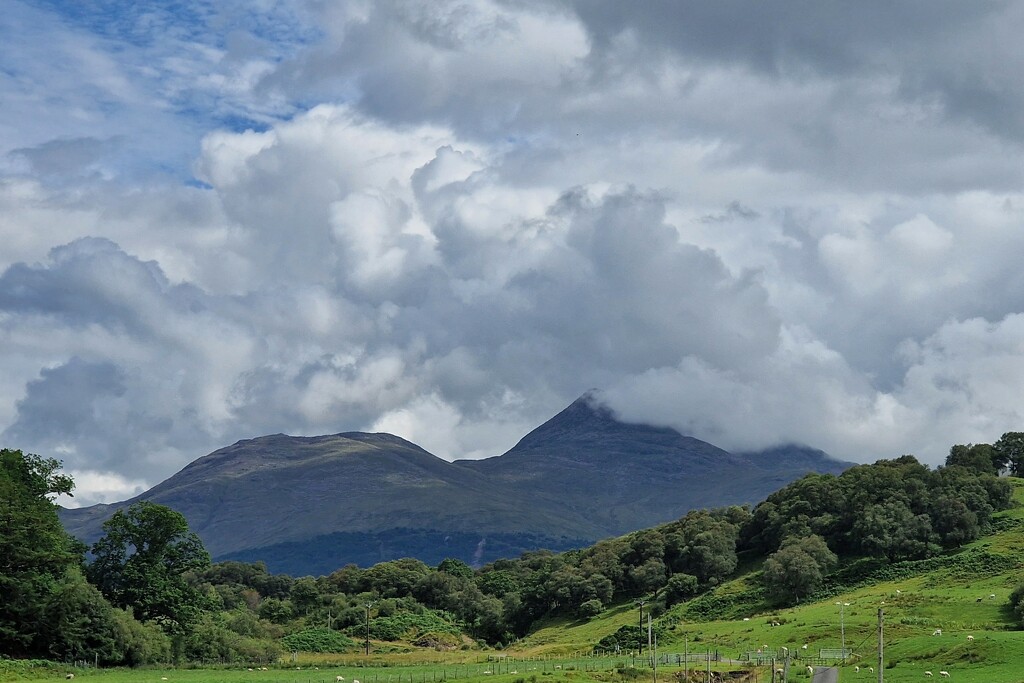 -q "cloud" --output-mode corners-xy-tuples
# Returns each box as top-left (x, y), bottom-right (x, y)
(6, 2), (1024, 503)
